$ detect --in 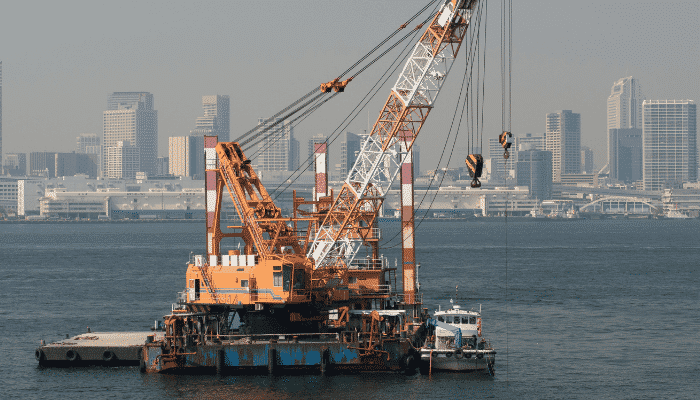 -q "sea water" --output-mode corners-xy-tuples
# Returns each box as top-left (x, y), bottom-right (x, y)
(1, 219), (698, 399)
